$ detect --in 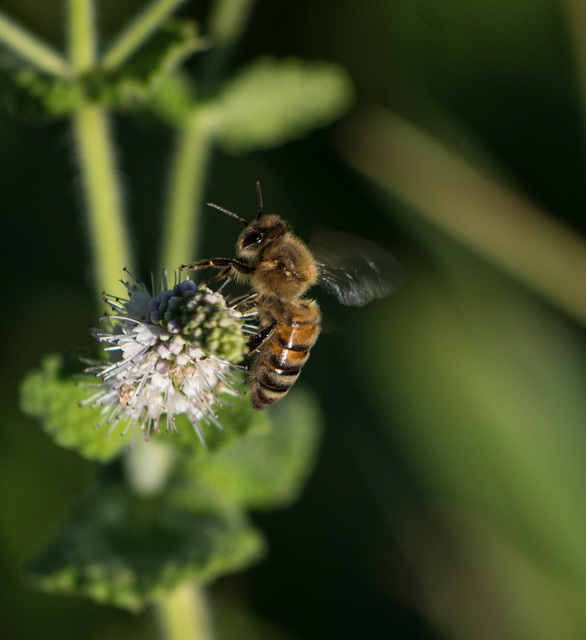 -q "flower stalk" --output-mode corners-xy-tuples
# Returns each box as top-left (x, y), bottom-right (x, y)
(160, 108), (218, 274)
(66, 0), (133, 303)
(67, 0), (97, 74)
(156, 582), (215, 640)
(72, 104), (134, 302)
(159, 0), (256, 273)
(0, 10), (70, 77)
